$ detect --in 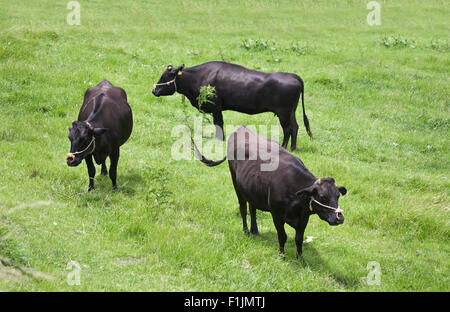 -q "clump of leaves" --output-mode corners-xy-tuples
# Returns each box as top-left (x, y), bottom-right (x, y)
(197, 85), (216, 113)
(285, 42), (312, 55)
(380, 35), (415, 48)
(241, 39), (276, 51)
(425, 117), (449, 130)
(314, 77), (344, 90)
(426, 39), (449, 52)
(240, 39), (311, 60)
(267, 56), (282, 63)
